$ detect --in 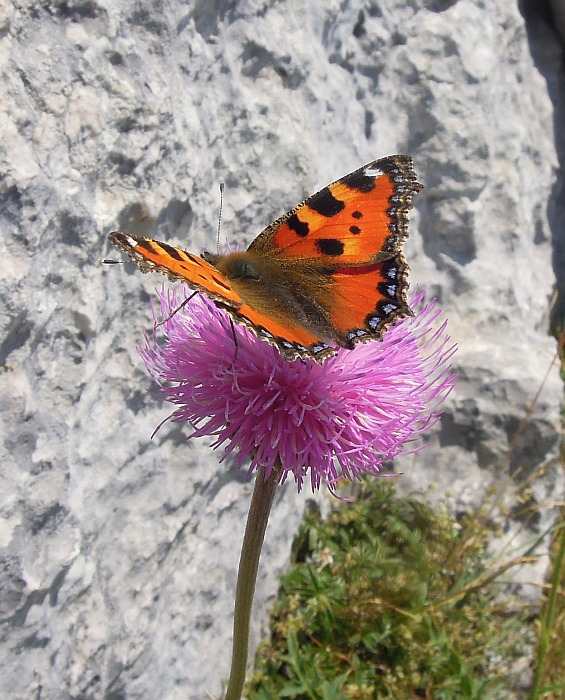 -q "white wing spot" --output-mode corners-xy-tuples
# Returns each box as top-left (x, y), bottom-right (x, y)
(364, 166), (384, 178)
